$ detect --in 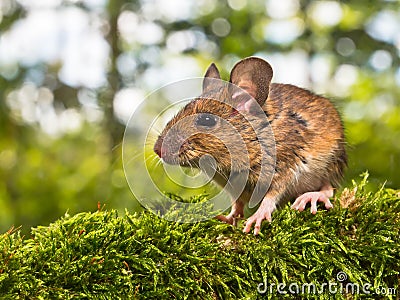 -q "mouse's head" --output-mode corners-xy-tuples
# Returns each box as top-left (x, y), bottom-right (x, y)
(154, 57), (273, 172)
